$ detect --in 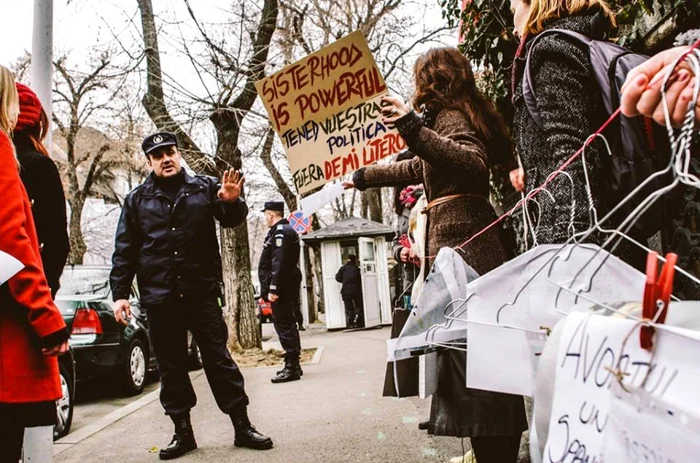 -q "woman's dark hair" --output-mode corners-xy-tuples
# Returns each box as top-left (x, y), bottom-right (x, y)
(412, 47), (512, 164)
(13, 106), (49, 157)
(393, 150), (416, 215)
